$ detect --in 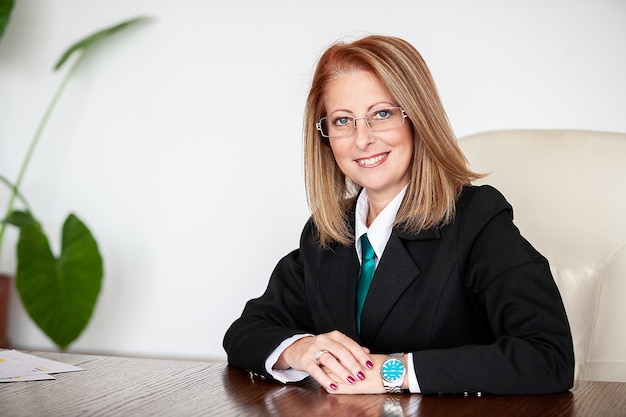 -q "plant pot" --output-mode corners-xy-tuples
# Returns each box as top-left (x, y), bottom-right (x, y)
(0, 273), (11, 348)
